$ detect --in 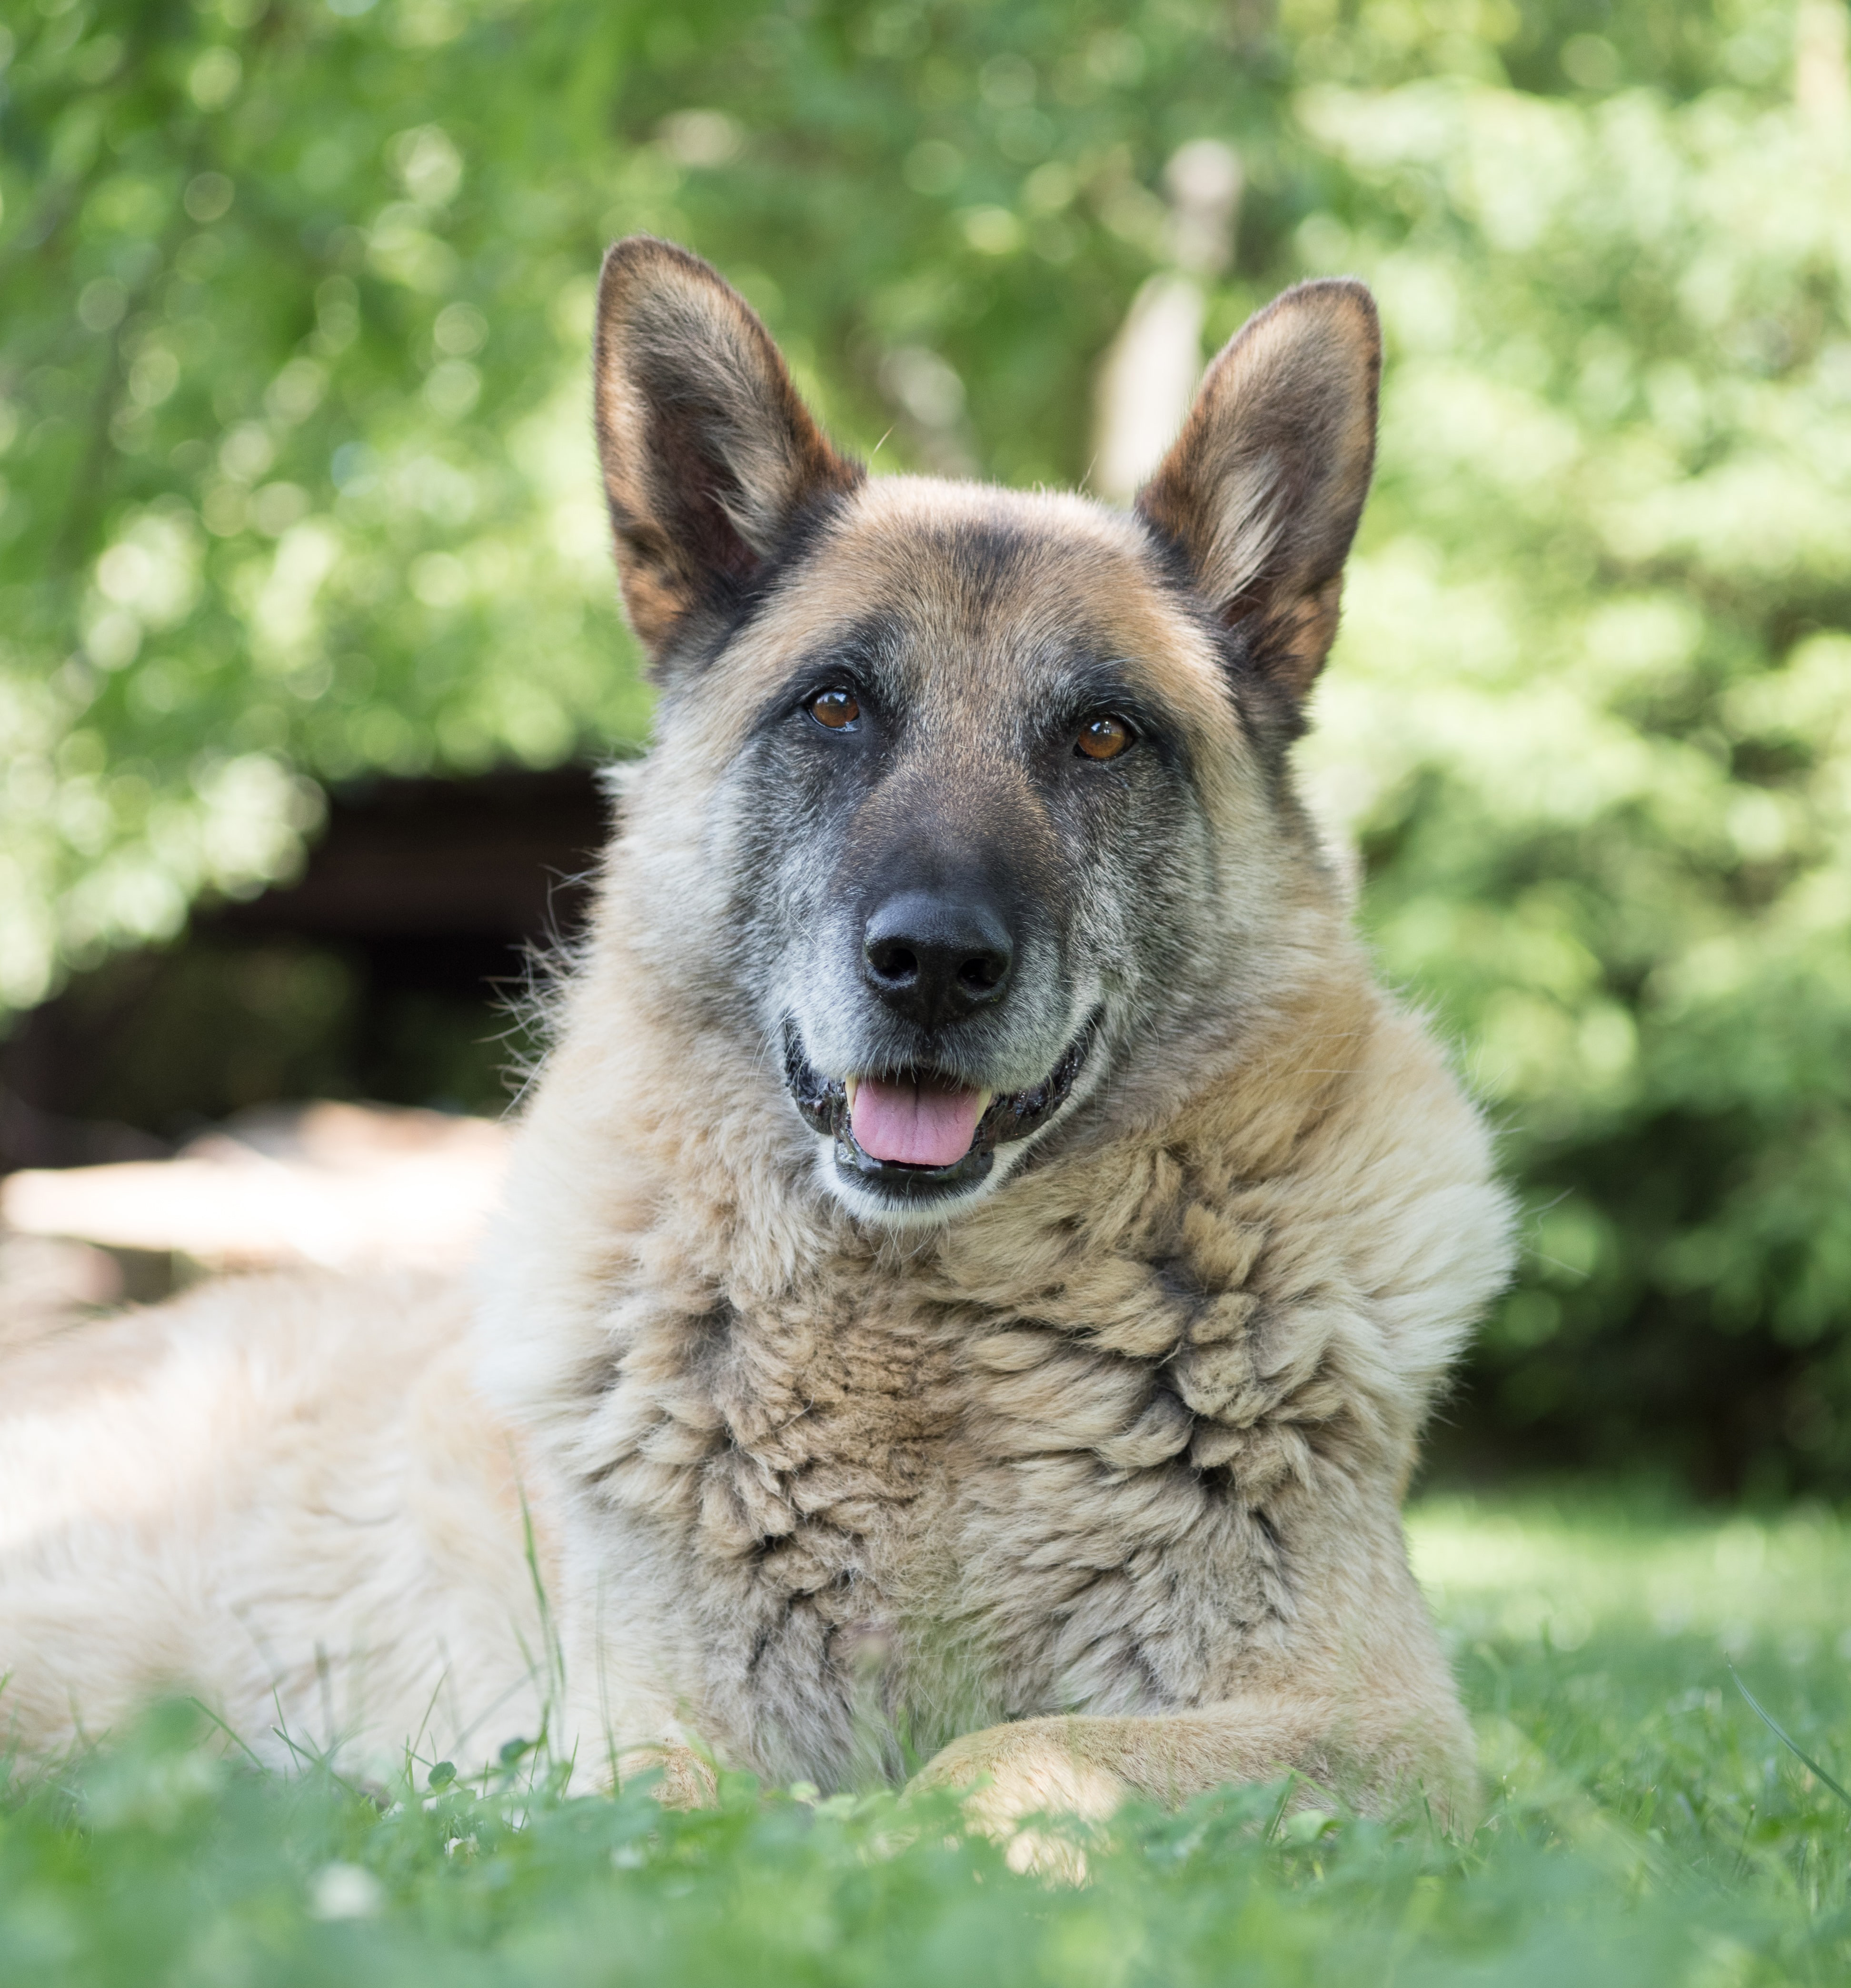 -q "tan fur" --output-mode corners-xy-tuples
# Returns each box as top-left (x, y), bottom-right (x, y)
(0, 248), (1512, 1830)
